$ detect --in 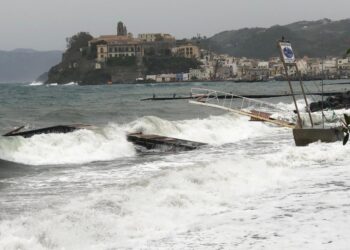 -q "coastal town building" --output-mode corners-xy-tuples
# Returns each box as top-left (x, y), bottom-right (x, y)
(296, 59), (308, 75)
(94, 36), (144, 62)
(189, 68), (210, 80)
(138, 33), (175, 42)
(172, 44), (200, 59)
(90, 22), (178, 61)
(87, 21), (350, 82)
(156, 74), (176, 82)
(338, 58), (350, 69)
(337, 58), (350, 77)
